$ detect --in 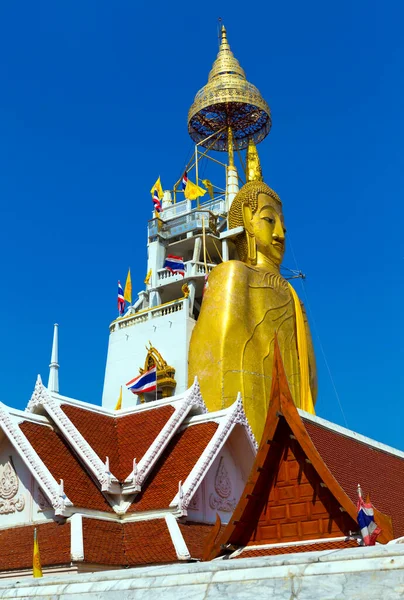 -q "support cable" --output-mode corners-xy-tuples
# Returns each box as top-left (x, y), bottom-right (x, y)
(287, 234), (349, 428)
